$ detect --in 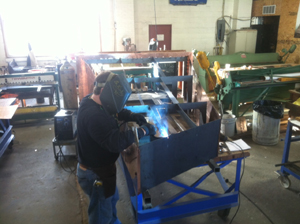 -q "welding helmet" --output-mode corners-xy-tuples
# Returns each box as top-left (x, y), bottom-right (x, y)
(96, 72), (132, 114)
